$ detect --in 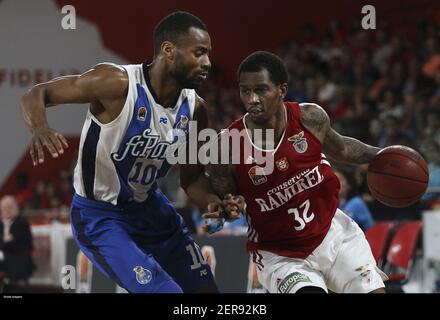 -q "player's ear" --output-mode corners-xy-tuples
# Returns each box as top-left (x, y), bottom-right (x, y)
(161, 41), (176, 60)
(279, 83), (288, 100)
